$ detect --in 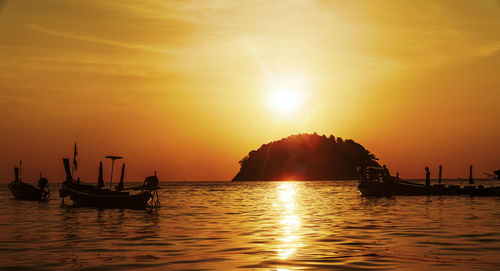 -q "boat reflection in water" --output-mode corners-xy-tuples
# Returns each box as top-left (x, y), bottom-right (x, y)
(2, 180), (500, 270)
(276, 182), (302, 261)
